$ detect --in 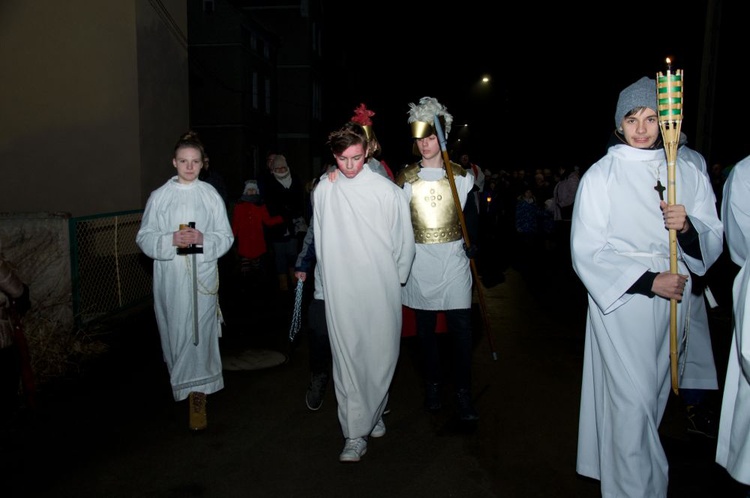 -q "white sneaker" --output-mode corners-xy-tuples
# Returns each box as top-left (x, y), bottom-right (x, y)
(339, 437), (367, 463)
(370, 418), (386, 438)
